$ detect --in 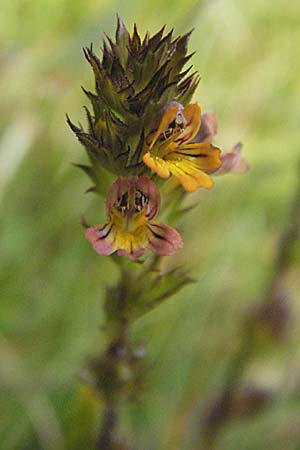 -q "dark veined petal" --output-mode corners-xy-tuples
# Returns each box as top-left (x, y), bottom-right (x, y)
(106, 177), (131, 215)
(147, 222), (184, 256)
(135, 175), (160, 219)
(85, 224), (115, 256)
(143, 150), (218, 192)
(170, 142), (222, 171)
